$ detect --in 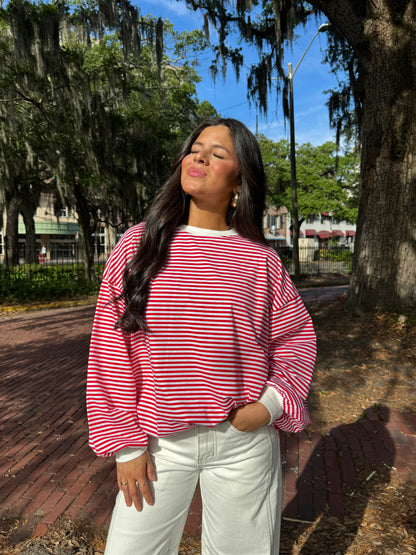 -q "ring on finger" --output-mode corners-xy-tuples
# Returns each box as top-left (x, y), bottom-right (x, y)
(120, 481), (128, 486)
(137, 481), (148, 488)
